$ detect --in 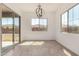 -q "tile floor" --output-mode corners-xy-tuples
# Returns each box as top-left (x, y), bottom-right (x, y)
(3, 40), (76, 56)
